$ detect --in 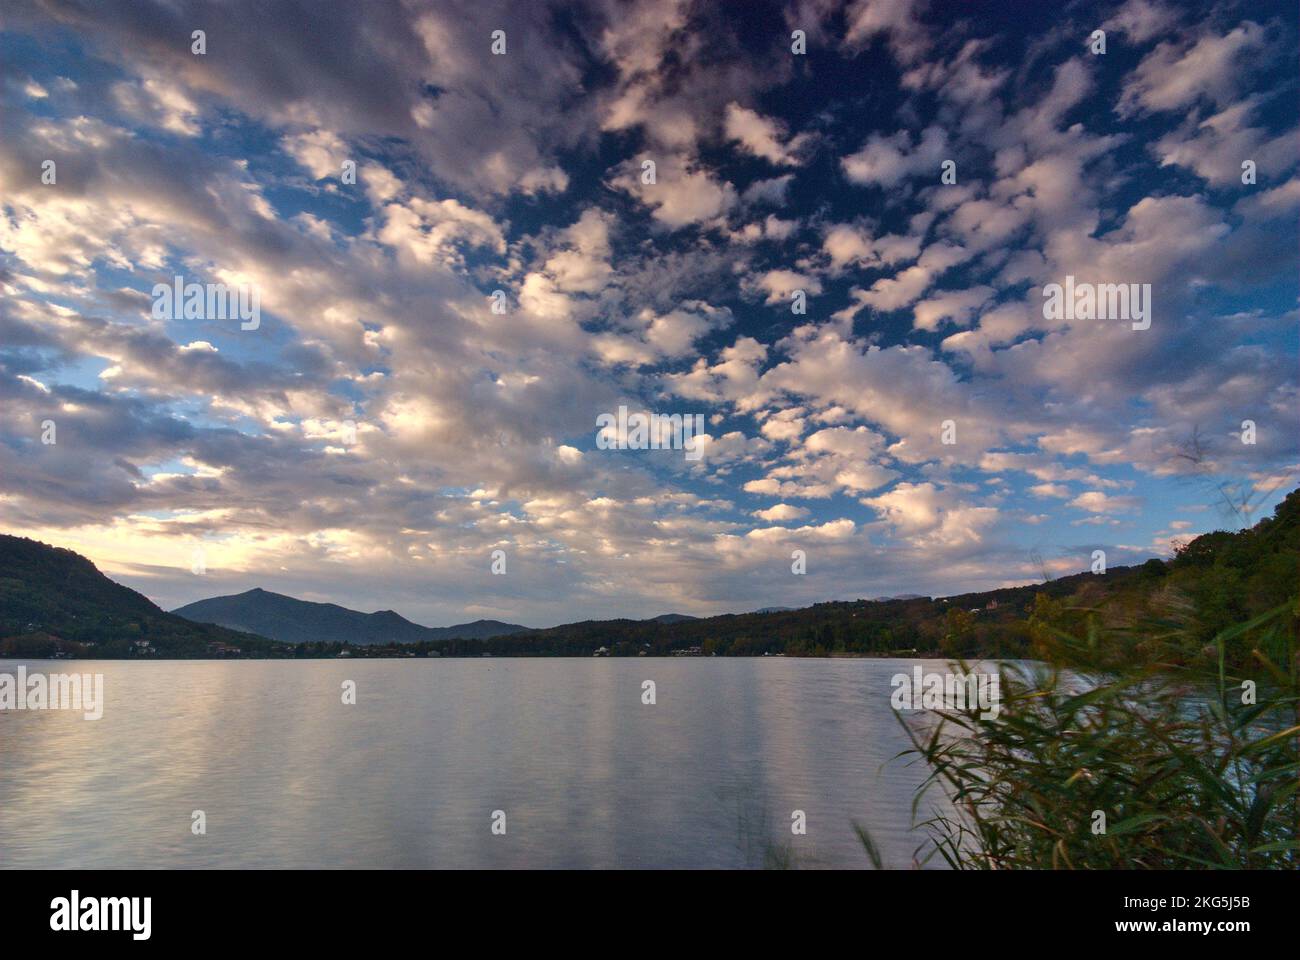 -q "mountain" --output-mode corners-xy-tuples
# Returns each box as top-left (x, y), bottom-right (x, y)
(172, 588), (528, 645)
(0, 535), (277, 657)
(5, 487), (1295, 661)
